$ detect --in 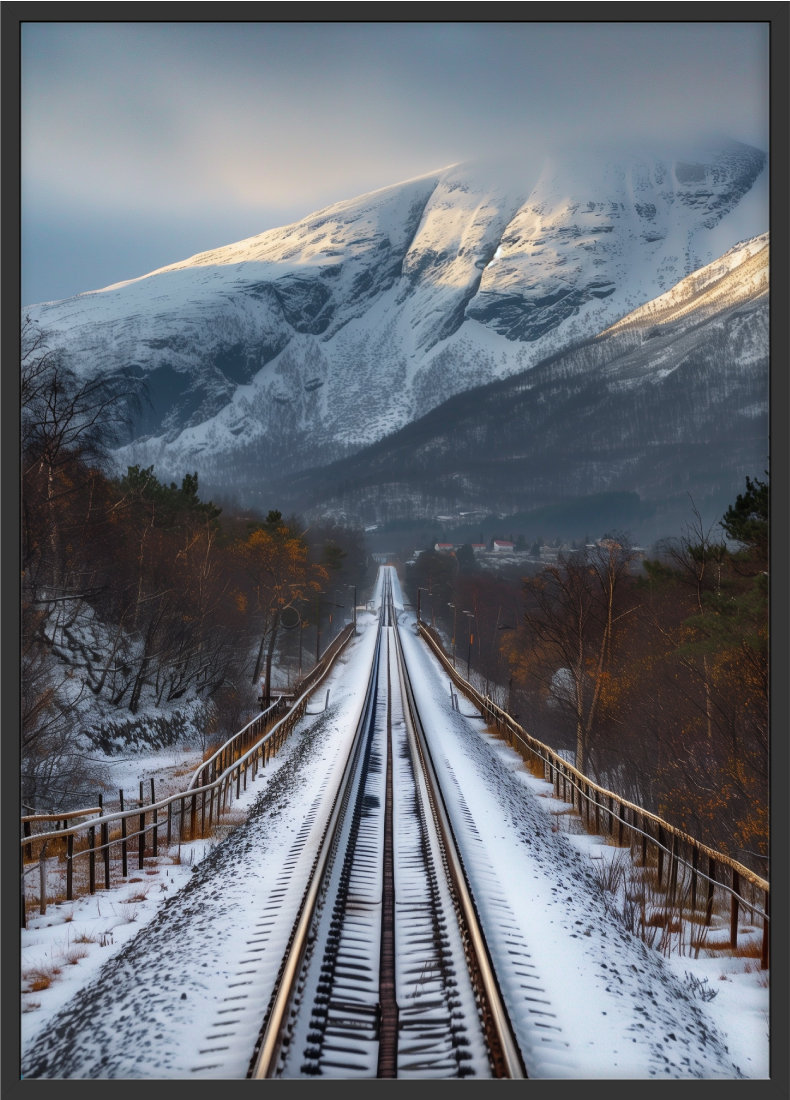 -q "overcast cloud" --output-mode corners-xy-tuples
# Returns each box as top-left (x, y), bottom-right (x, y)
(22, 21), (769, 303)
